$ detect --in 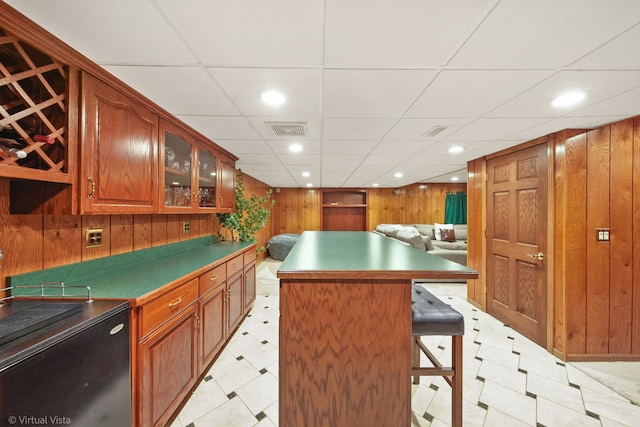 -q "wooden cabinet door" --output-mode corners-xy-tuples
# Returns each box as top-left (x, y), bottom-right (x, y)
(199, 284), (226, 371)
(227, 272), (243, 332)
(243, 261), (256, 313)
(139, 303), (198, 427)
(160, 119), (197, 212)
(81, 73), (158, 213)
(218, 157), (235, 212)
